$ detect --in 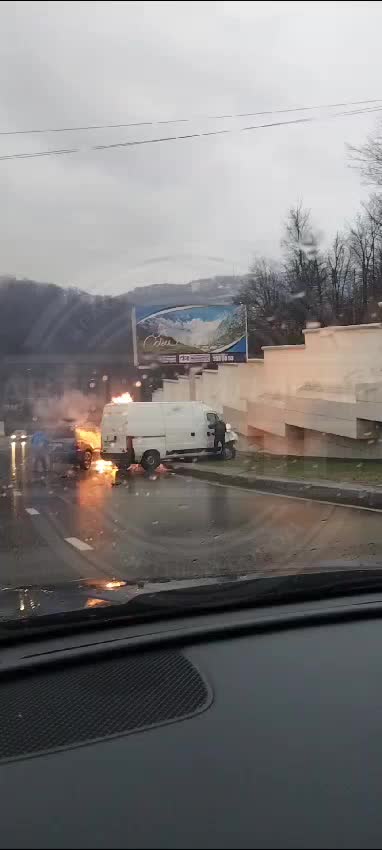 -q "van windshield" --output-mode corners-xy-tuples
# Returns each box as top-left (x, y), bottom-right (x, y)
(207, 413), (218, 425)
